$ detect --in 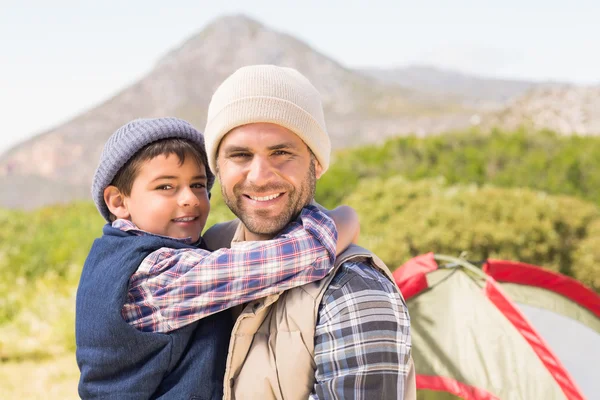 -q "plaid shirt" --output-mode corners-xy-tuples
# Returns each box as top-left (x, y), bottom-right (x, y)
(310, 260), (412, 400)
(117, 206), (337, 332)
